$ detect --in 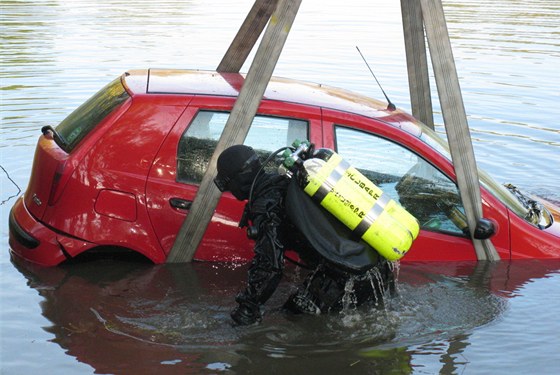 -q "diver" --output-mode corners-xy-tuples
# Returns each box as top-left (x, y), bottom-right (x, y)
(214, 144), (395, 326)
